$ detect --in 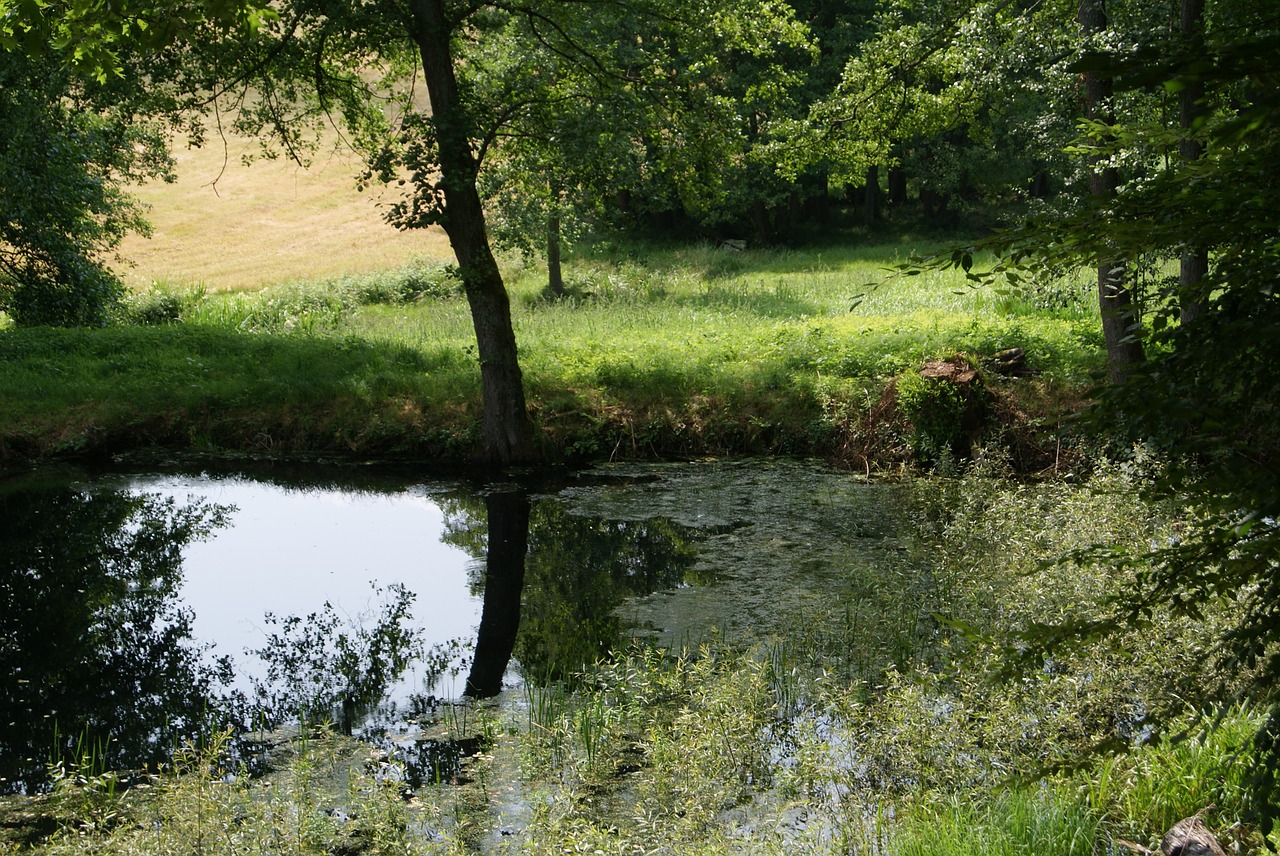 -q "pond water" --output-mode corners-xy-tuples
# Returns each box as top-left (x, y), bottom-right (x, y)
(0, 458), (924, 794)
